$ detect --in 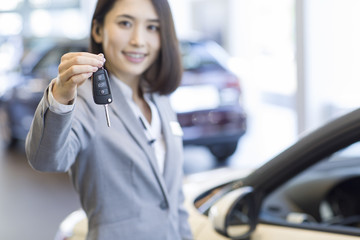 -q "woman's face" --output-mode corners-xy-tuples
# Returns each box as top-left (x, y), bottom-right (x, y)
(95, 0), (161, 85)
